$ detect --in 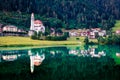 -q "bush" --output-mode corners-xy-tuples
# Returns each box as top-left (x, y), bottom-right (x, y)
(98, 35), (120, 45)
(76, 38), (80, 40)
(31, 35), (38, 40)
(97, 36), (106, 44)
(46, 35), (67, 41)
(84, 37), (89, 44)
